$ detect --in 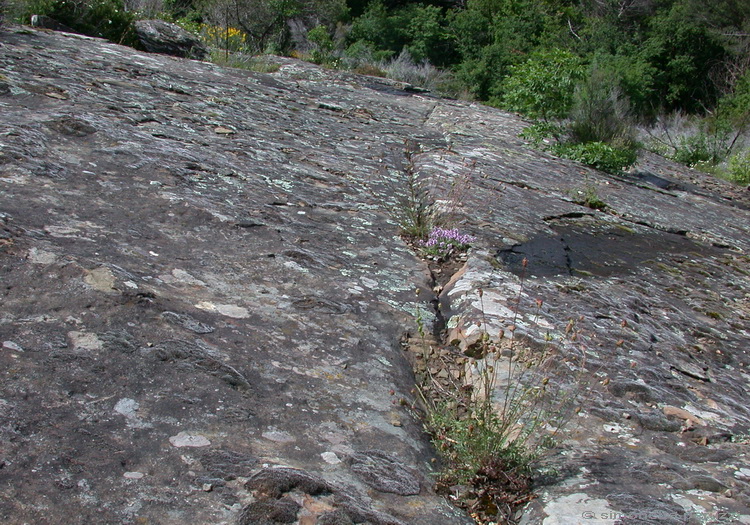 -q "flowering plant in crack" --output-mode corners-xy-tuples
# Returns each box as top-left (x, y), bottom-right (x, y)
(420, 227), (475, 259)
